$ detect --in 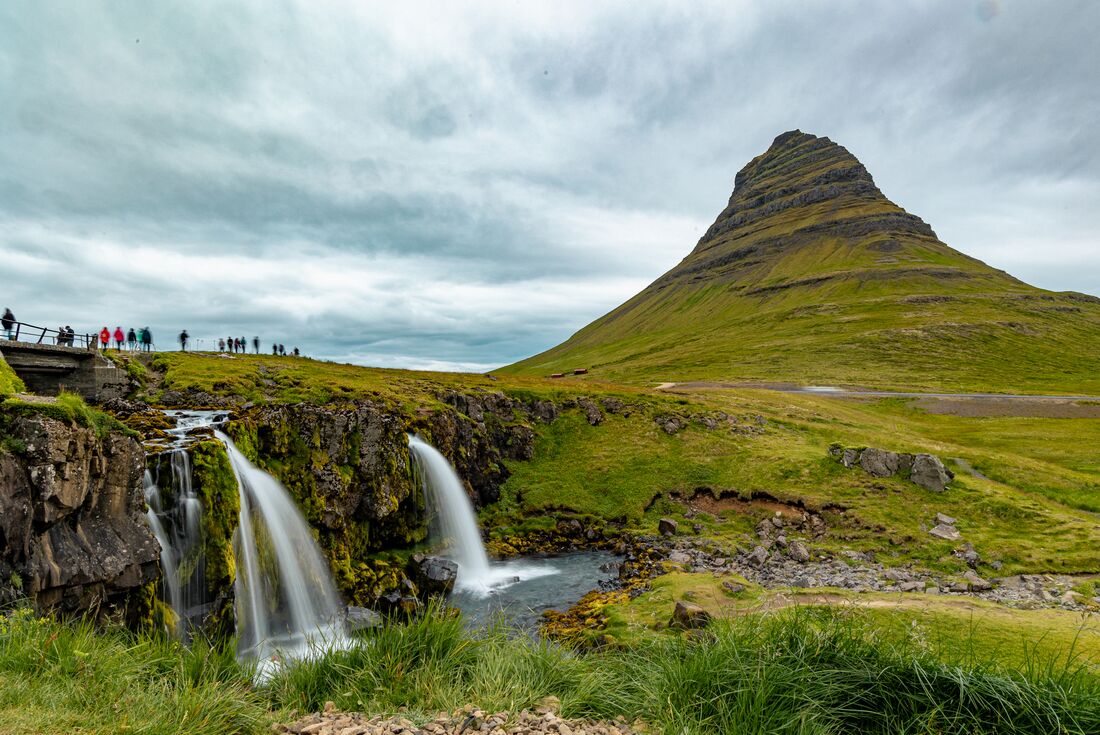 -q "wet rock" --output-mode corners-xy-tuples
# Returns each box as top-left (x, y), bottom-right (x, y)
(658, 518), (679, 536)
(929, 524), (961, 541)
(670, 600), (712, 629)
(409, 555), (458, 597)
(911, 454), (954, 492)
(377, 590), (422, 617)
(344, 605), (381, 632)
